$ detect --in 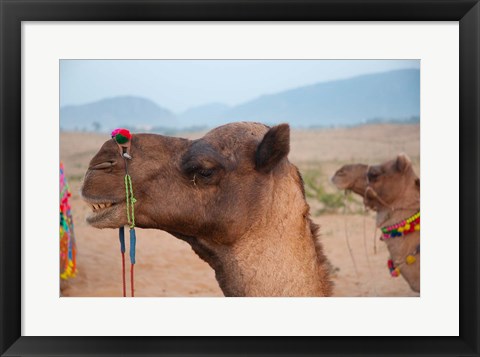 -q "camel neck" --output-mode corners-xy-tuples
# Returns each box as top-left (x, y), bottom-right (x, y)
(172, 205), (329, 296)
(375, 197), (420, 293)
(214, 173), (330, 297)
(382, 229), (420, 291)
(217, 219), (327, 297)
(375, 195), (419, 228)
